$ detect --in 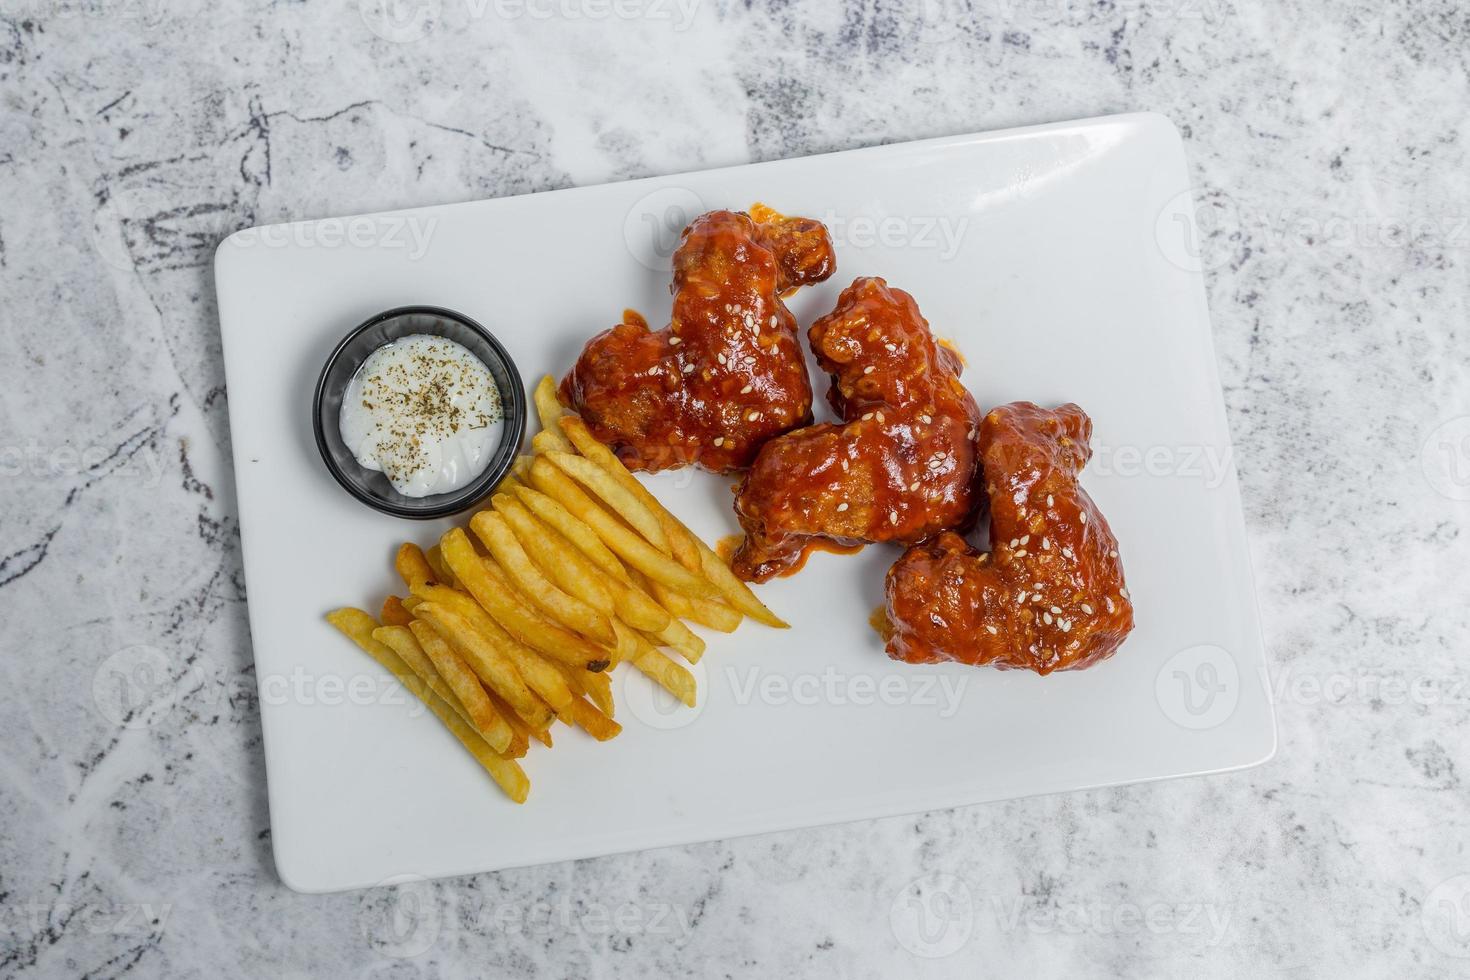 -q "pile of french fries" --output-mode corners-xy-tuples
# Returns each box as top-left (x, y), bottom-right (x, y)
(328, 376), (786, 802)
